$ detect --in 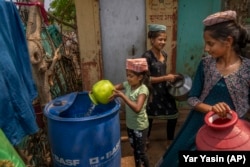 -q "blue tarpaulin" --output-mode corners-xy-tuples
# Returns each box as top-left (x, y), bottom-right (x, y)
(0, 0), (38, 145)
